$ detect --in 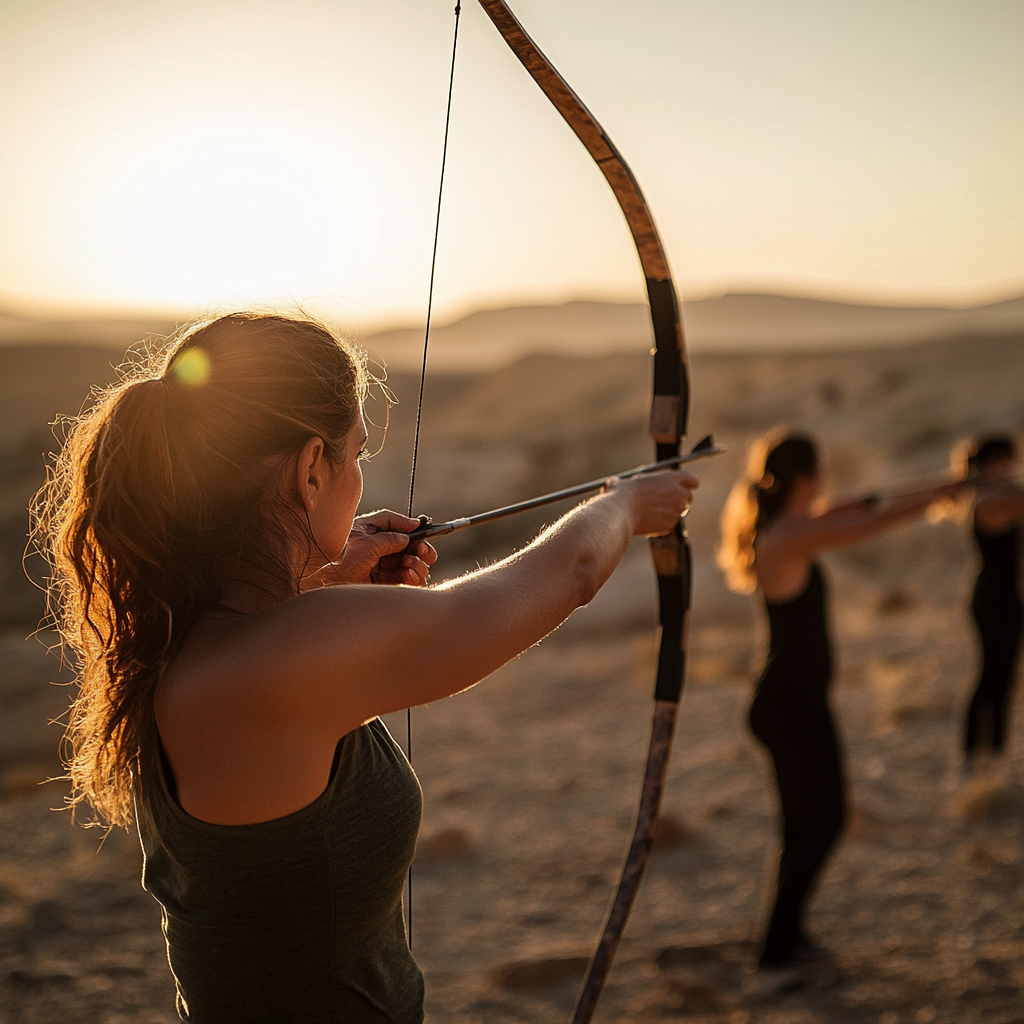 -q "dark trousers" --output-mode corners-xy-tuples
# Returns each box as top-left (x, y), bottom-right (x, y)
(964, 591), (1023, 755)
(749, 691), (847, 966)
